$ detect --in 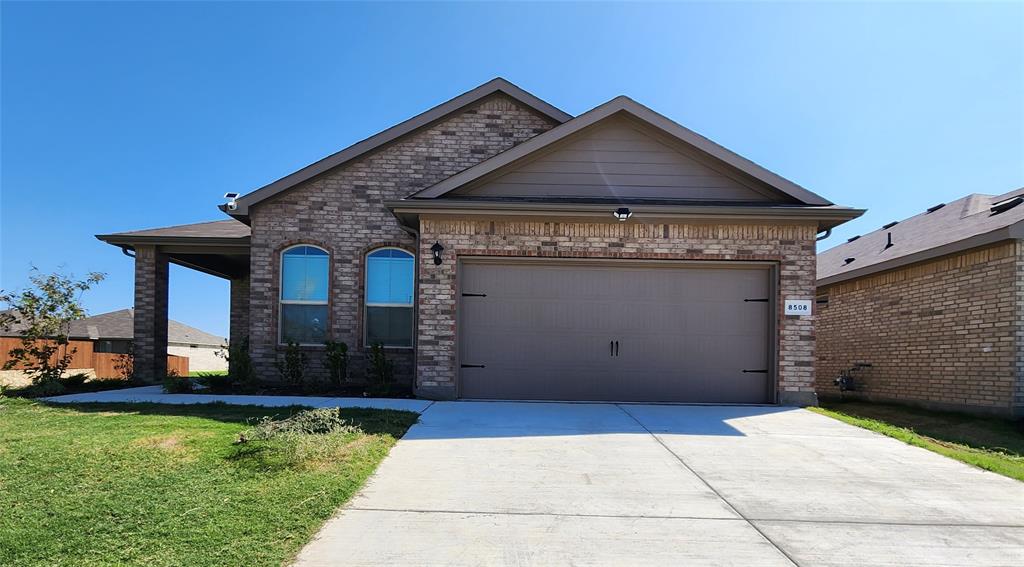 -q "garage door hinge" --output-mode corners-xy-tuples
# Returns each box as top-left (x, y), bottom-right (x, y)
(742, 369), (769, 373)
(461, 364), (486, 368)
(461, 293), (487, 297)
(743, 298), (769, 302)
